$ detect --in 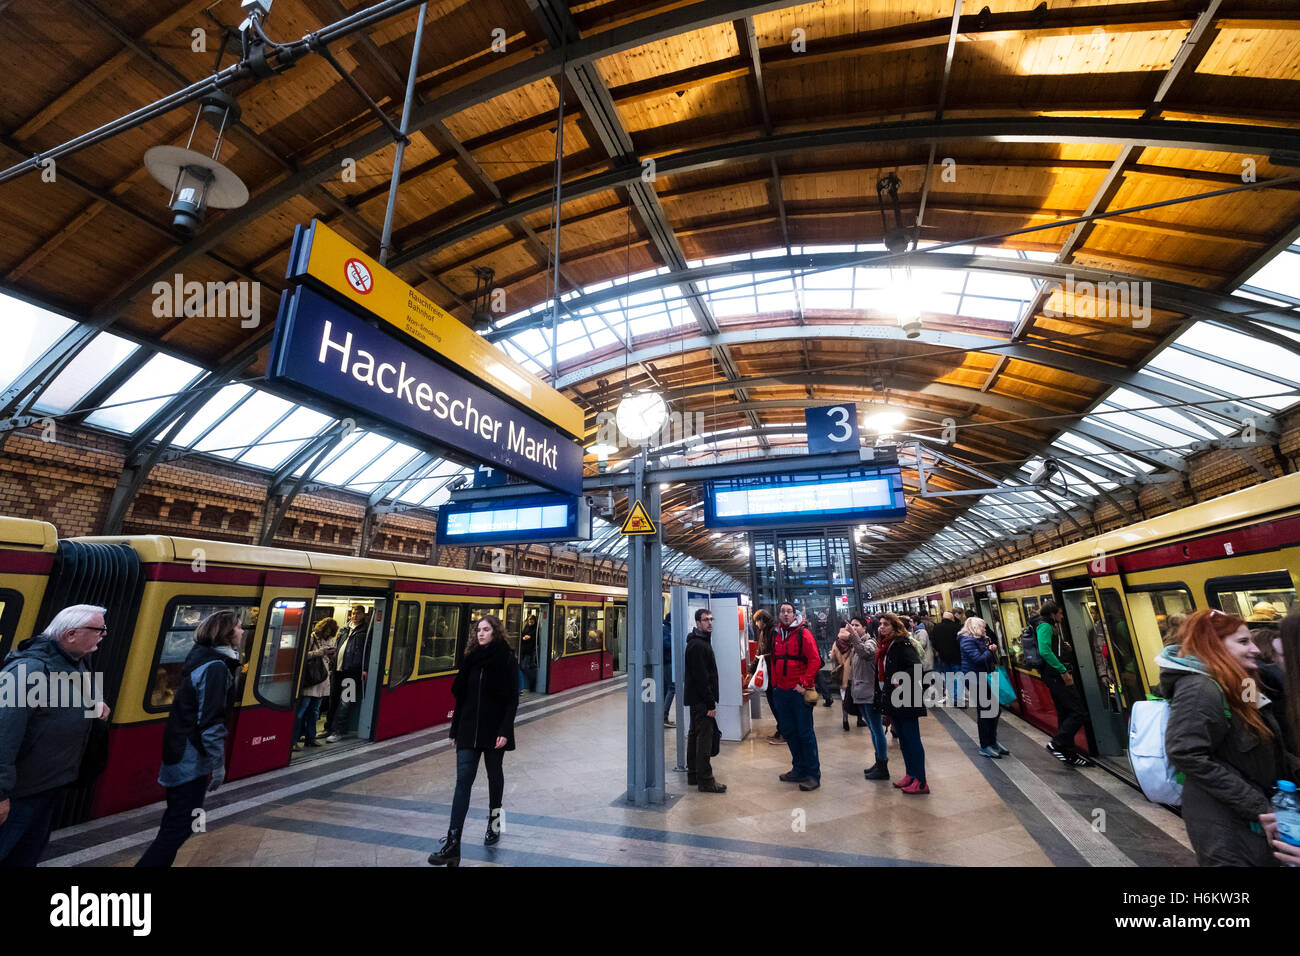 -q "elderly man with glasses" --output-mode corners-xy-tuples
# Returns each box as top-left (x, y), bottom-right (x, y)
(0, 604), (111, 867)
